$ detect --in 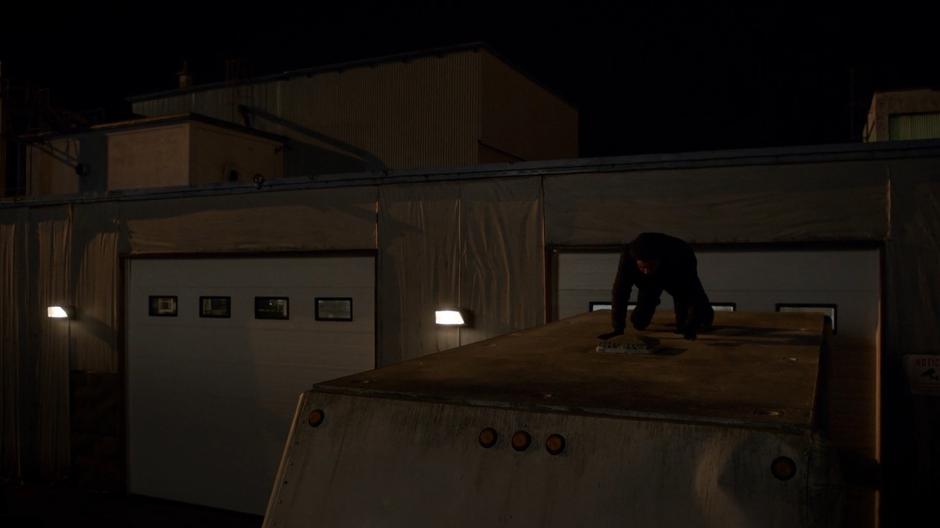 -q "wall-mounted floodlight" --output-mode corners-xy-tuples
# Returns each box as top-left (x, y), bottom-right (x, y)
(435, 309), (471, 326)
(47, 305), (74, 319)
